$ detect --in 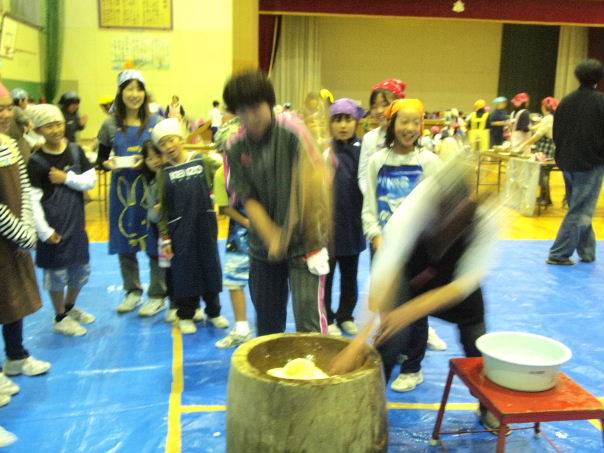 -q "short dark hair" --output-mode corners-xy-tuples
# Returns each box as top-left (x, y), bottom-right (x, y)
(369, 88), (397, 109)
(575, 59), (604, 86)
(141, 140), (162, 182)
(212, 100), (219, 107)
(223, 70), (276, 113)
